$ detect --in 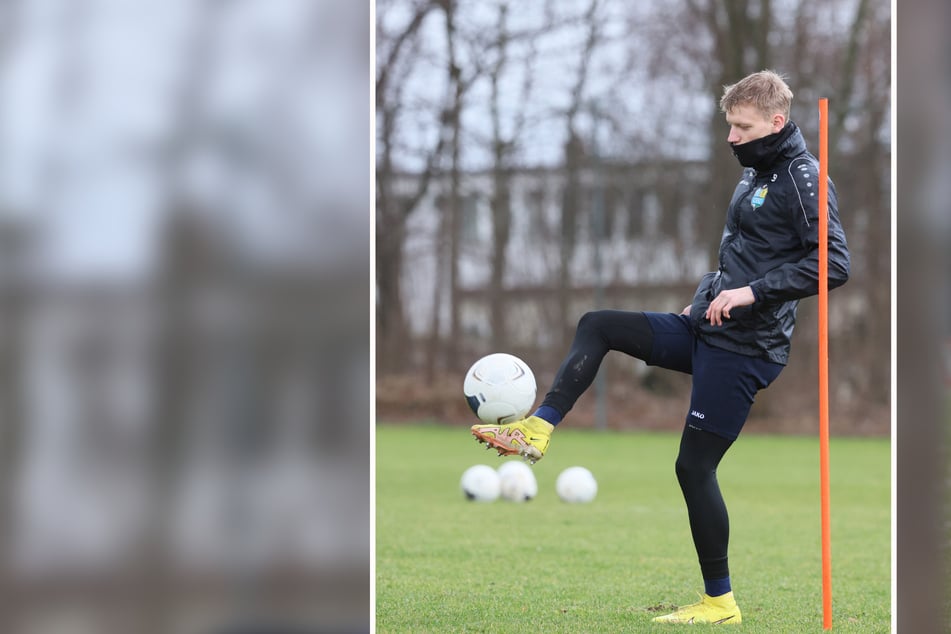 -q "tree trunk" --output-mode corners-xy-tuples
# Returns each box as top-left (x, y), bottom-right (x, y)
(441, 0), (464, 371)
(488, 3), (514, 352)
